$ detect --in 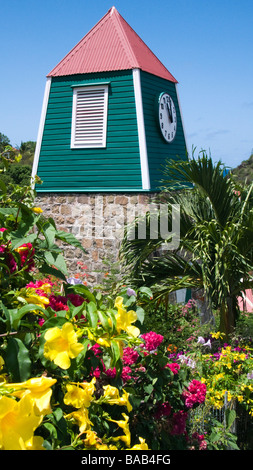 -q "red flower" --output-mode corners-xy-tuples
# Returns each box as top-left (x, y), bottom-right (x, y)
(166, 363), (180, 375)
(182, 380), (206, 408)
(16, 243), (35, 271)
(122, 347), (139, 365)
(171, 411), (188, 435)
(140, 331), (164, 351)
